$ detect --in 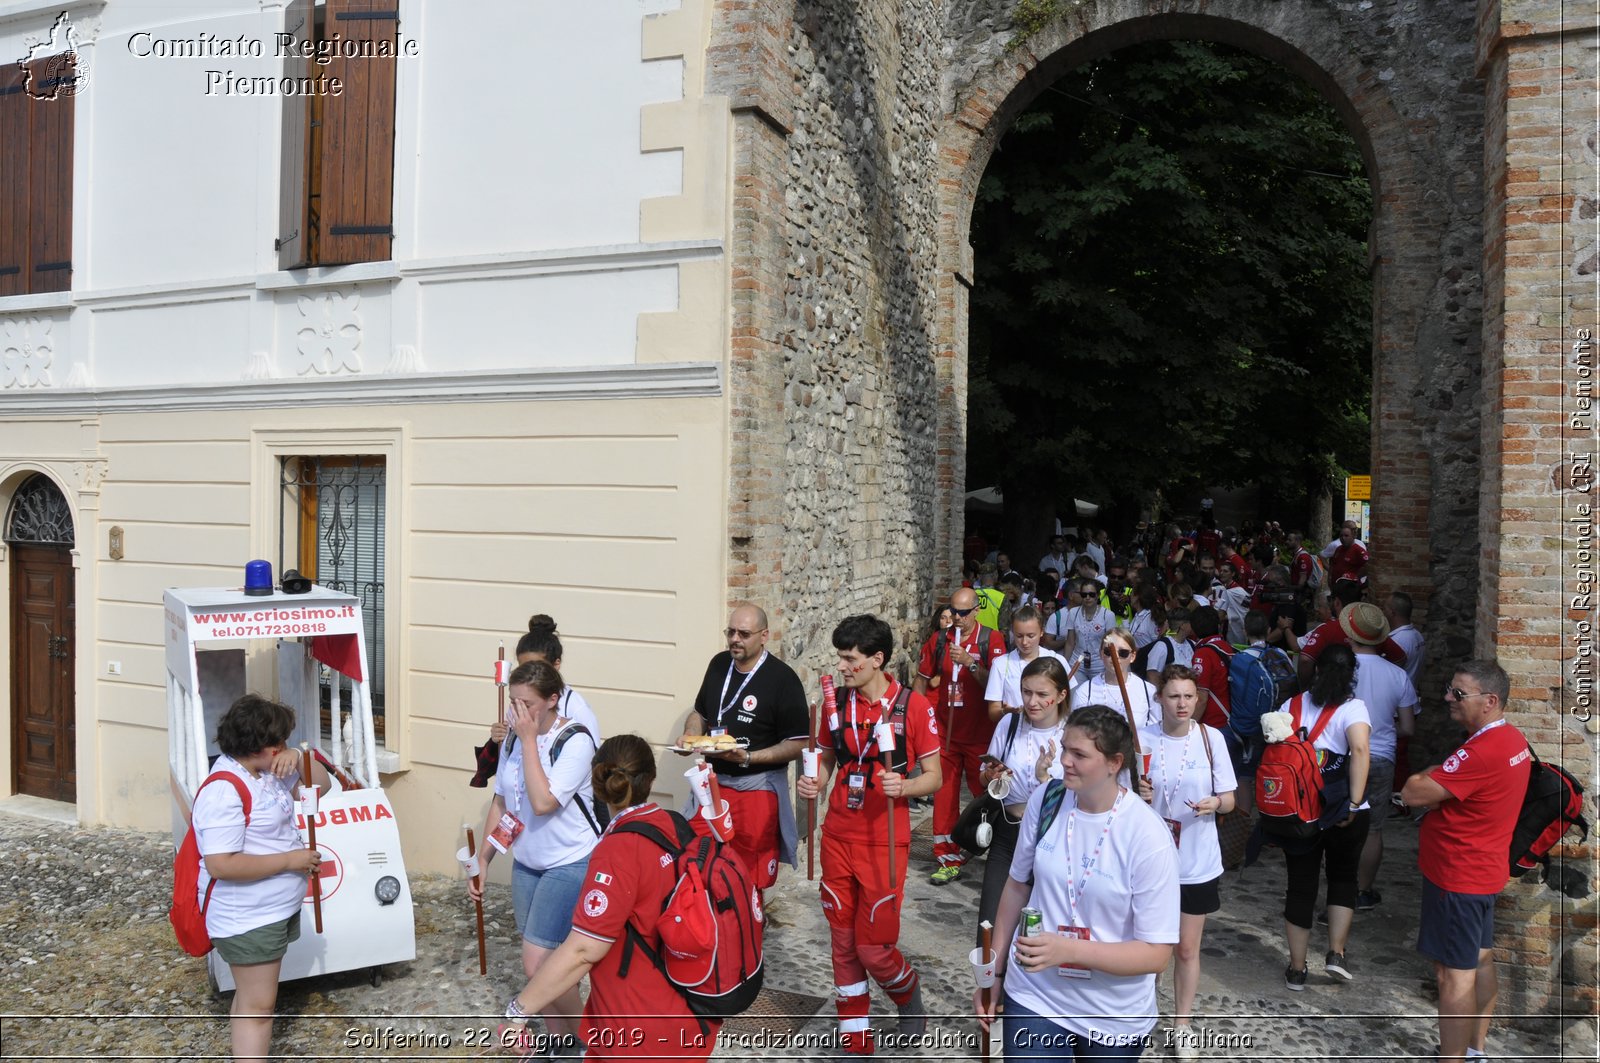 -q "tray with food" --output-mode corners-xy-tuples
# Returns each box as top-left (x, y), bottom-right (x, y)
(670, 734), (752, 755)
